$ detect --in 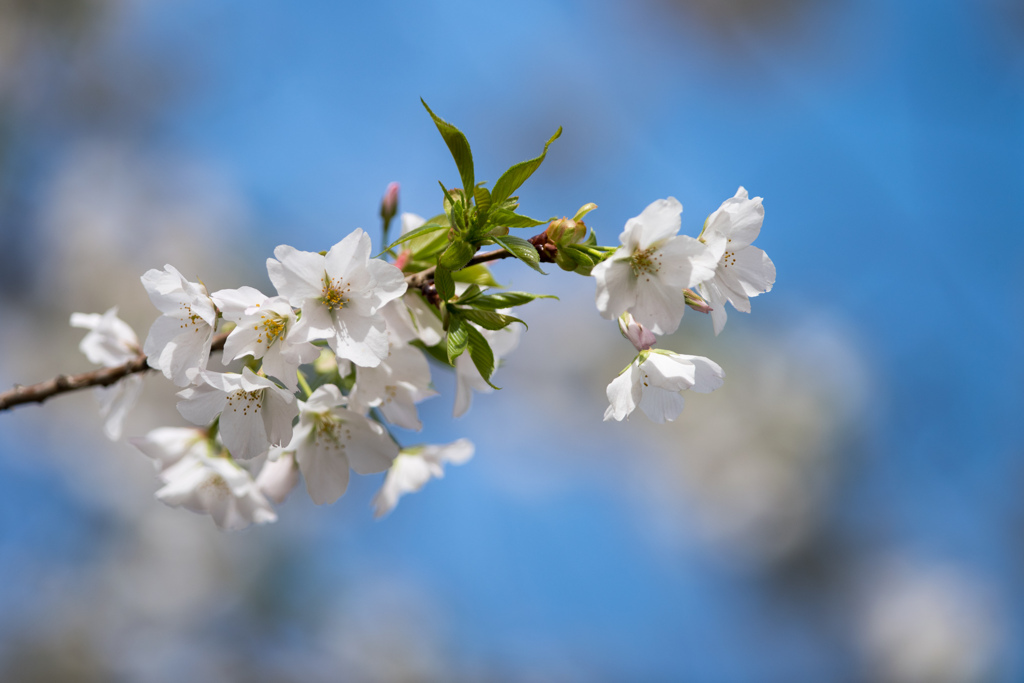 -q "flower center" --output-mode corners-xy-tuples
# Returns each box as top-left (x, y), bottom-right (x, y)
(226, 389), (263, 417)
(313, 413), (353, 452)
(178, 304), (206, 332)
(254, 313), (286, 346)
(720, 249), (737, 269)
(630, 247), (661, 279)
(320, 274), (351, 311)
